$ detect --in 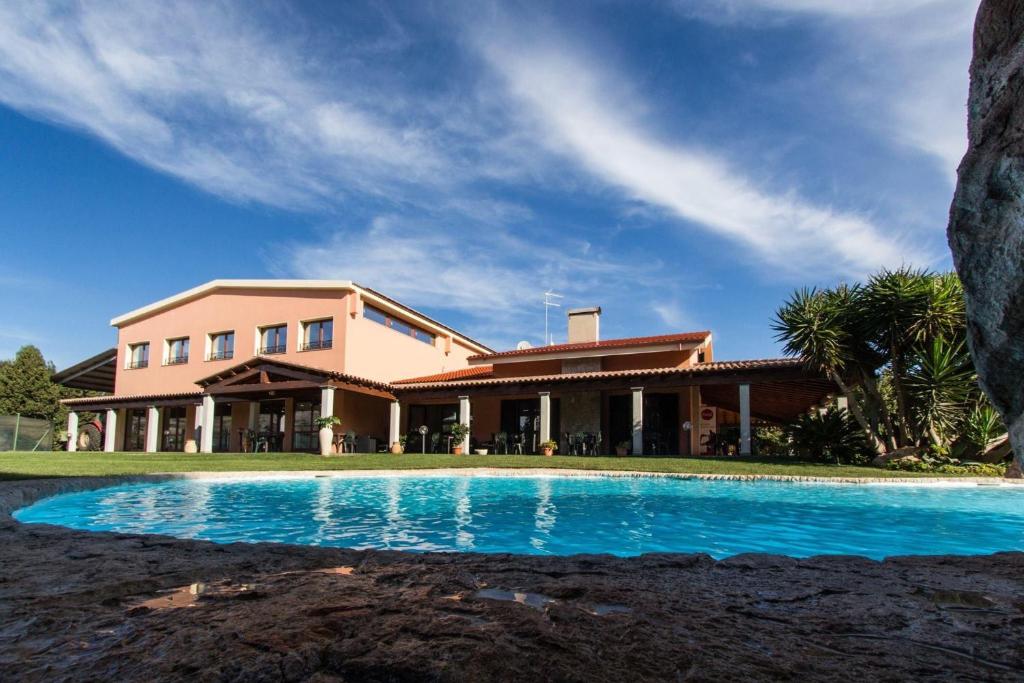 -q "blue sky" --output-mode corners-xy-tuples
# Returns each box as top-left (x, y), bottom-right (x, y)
(0, 0), (977, 368)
